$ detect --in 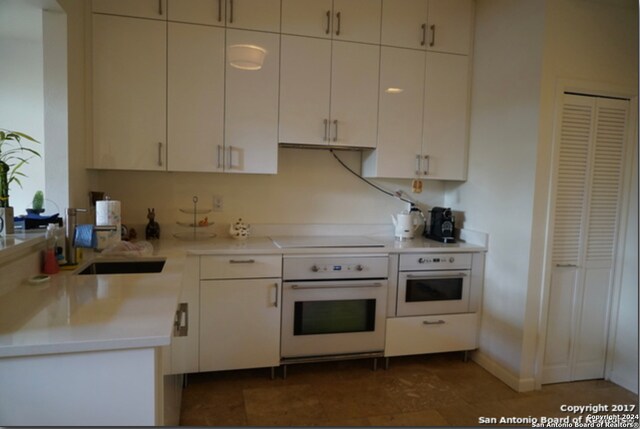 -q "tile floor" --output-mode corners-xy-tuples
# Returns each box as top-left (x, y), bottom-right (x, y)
(179, 353), (639, 427)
